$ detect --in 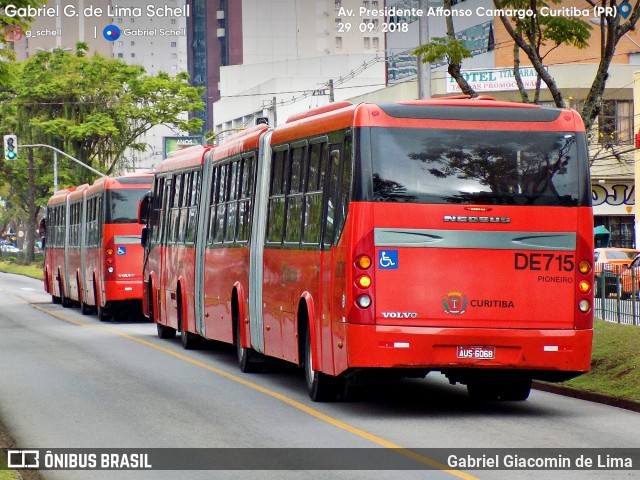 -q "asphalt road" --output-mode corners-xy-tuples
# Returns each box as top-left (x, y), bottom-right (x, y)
(1, 272), (639, 480)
